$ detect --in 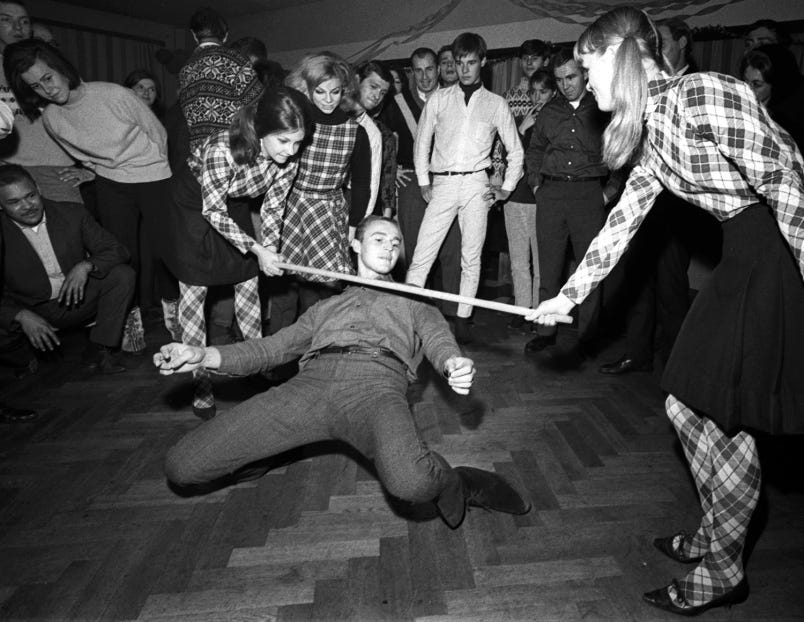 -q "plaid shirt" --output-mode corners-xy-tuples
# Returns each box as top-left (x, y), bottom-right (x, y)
(563, 72), (804, 303)
(190, 131), (298, 254)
